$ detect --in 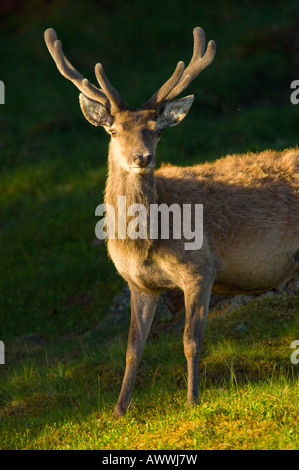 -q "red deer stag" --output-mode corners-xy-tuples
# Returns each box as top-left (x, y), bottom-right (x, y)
(44, 27), (299, 416)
